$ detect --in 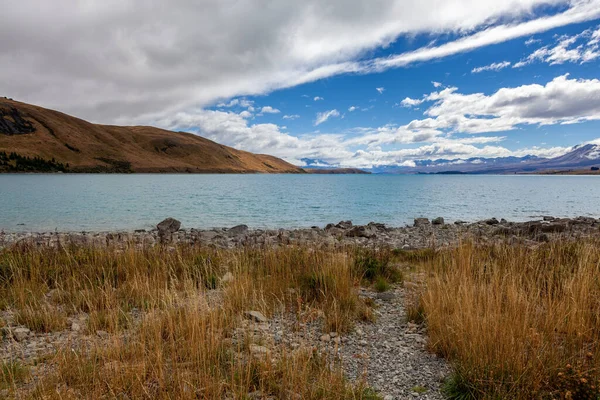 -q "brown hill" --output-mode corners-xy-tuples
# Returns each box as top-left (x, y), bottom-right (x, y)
(0, 98), (303, 173)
